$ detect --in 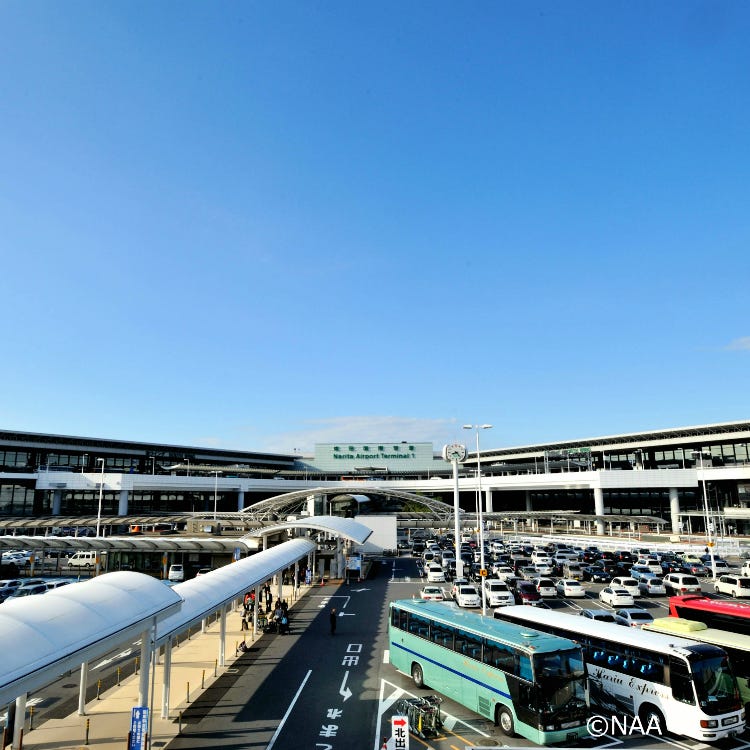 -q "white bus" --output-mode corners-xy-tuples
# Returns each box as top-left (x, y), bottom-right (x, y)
(493, 605), (744, 742)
